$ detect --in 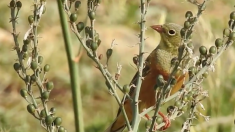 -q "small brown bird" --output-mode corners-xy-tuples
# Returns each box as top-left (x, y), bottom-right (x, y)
(105, 23), (187, 132)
